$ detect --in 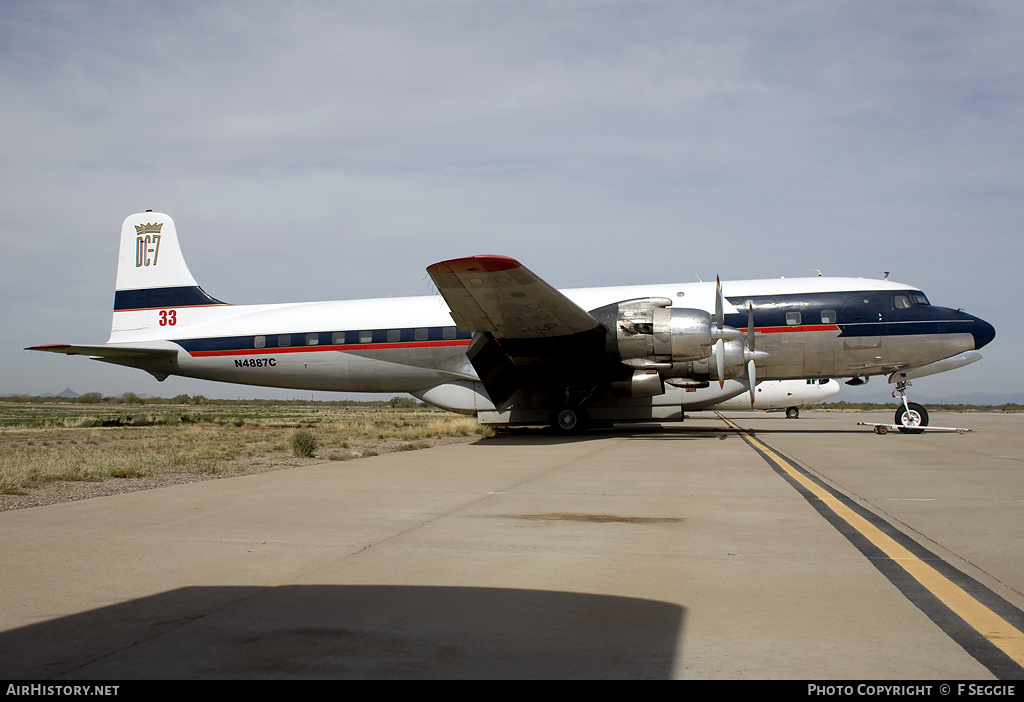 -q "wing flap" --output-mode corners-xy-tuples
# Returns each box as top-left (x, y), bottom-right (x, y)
(426, 256), (599, 338)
